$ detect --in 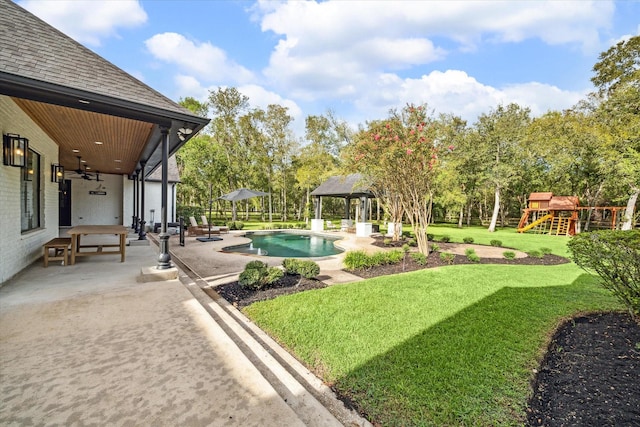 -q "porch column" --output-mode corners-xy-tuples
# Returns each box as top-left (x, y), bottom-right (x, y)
(134, 171), (140, 232)
(138, 161), (147, 240)
(131, 172), (137, 229)
(157, 128), (172, 269)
